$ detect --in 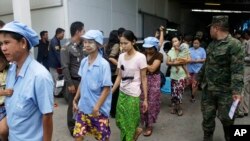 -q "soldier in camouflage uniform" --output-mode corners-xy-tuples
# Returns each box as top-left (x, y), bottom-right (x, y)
(198, 16), (244, 141)
(60, 21), (86, 136)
